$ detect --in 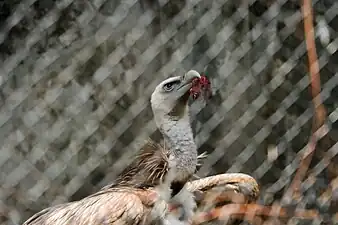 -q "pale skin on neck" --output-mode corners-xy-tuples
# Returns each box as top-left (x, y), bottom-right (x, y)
(159, 112), (197, 182)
